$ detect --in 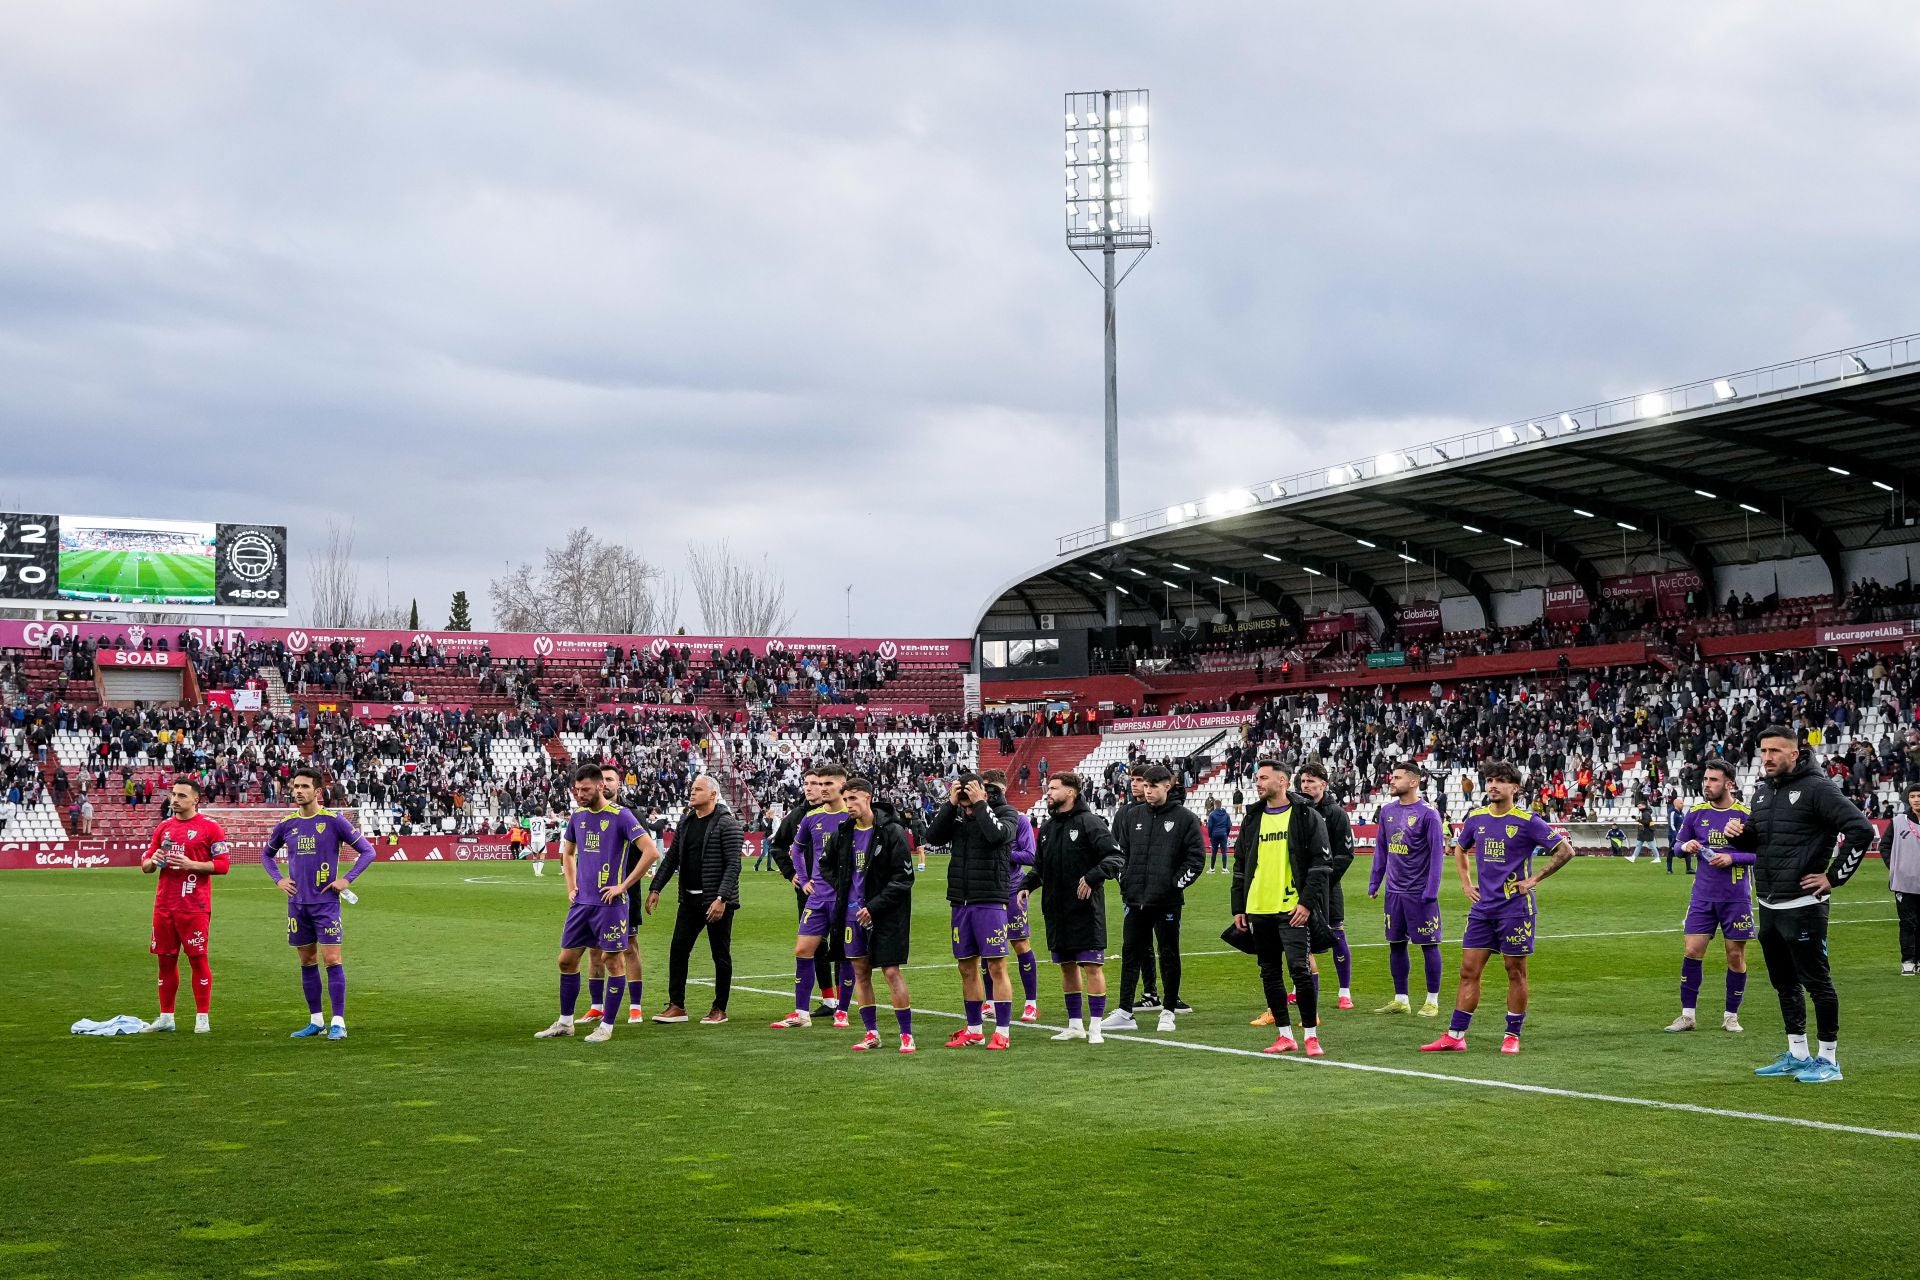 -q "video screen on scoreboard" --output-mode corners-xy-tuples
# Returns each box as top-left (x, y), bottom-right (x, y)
(56, 516), (219, 605)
